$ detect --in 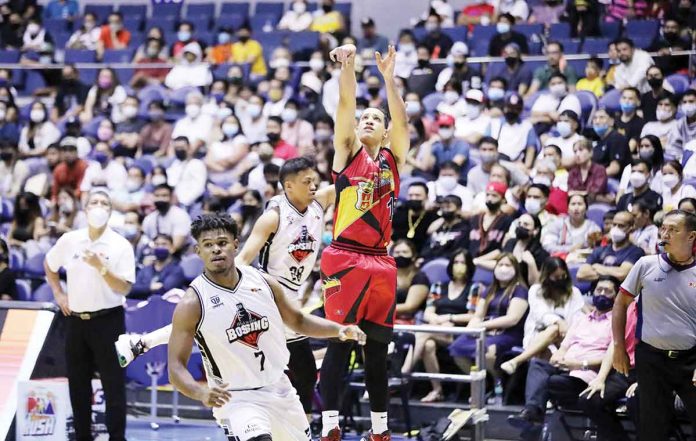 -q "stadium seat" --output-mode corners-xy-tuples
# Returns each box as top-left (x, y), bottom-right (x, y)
(9, 248), (23, 272)
(115, 68), (134, 86)
(15, 279), (31, 302)
(421, 258), (450, 284)
(189, 16), (212, 32)
(146, 16), (177, 33)
(557, 39), (581, 54)
(566, 59), (587, 79)
(187, 3), (215, 18)
(22, 71), (46, 95)
(43, 18), (69, 35)
(287, 31), (320, 57)
(23, 253), (46, 280)
(421, 92), (443, 116)
(472, 267), (494, 286)
(625, 19), (659, 41)
(667, 74), (690, 95)
(549, 22), (571, 39)
(215, 14), (247, 32)
(0, 50), (20, 63)
(441, 26), (468, 44)
(598, 88), (621, 115)
(220, 2), (250, 17)
(250, 13), (281, 31)
(118, 4), (147, 18)
(64, 49), (97, 63)
(1, 199), (13, 222)
(255, 2), (284, 20)
(103, 48), (135, 63)
(335, 3), (352, 22)
(472, 25), (497, 43)
(152, 2), (182, 18)
(32, 282), (56, 302)
(514, 23), (544, 39)
(575, 90), (598, 126)
(123, 16), (143, 33)
(600, 21), (621, 40)
(196, 31), (215, 47)
(581, 38), (611, 55)
(84, 4), (113, 20)
(632, 36), (654, 49)
(587, 203), (612, 229)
